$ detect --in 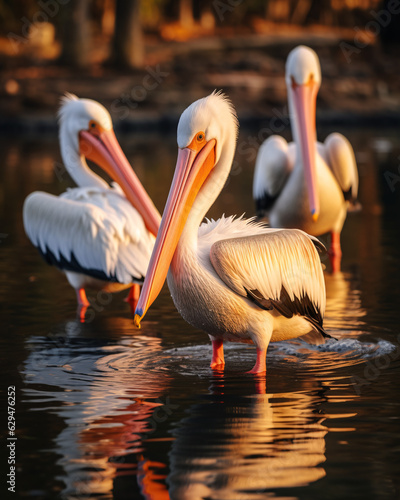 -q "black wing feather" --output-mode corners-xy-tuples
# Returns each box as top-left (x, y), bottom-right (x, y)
(254, 191), (279, 218)
(245, 285), (335, 340)
(37, 246), (144, 284)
